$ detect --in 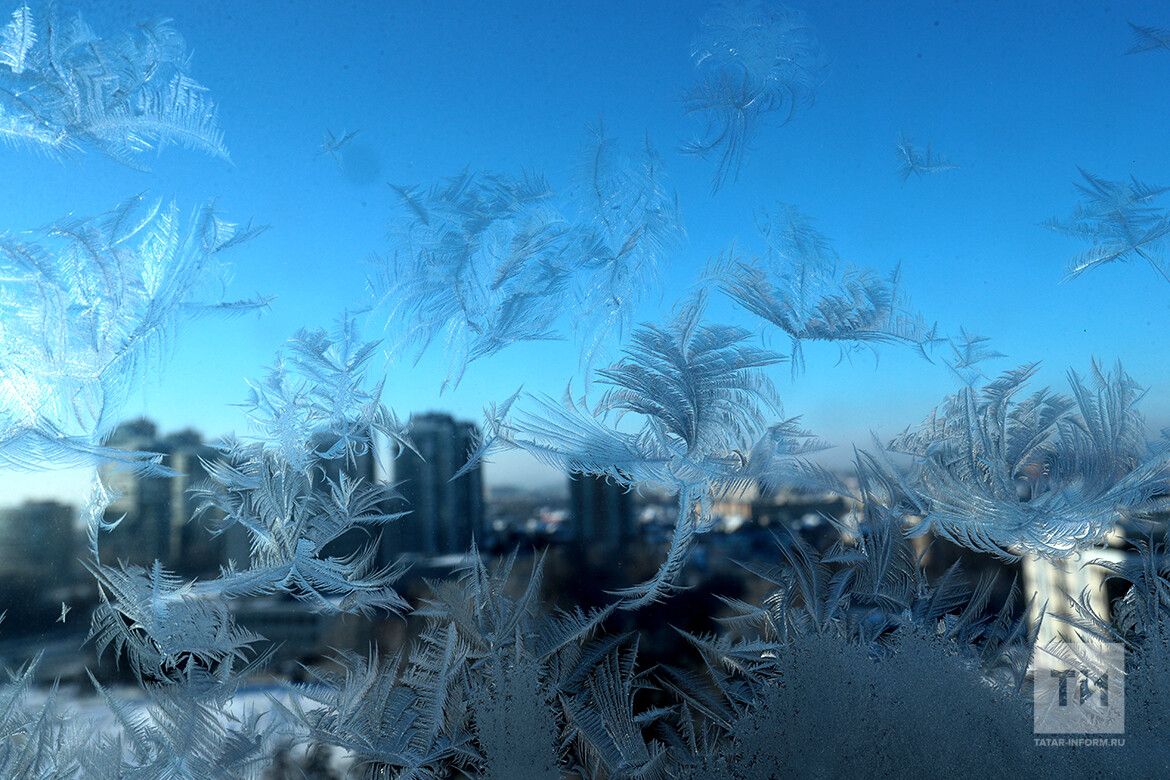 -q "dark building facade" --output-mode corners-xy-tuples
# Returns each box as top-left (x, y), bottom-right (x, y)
(568, 474), (633, 547)
(0, 500), (75, 583)
(99, 420), (228, 576)
(388, 413), (483, 557)
(0, 499), (78, 630)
